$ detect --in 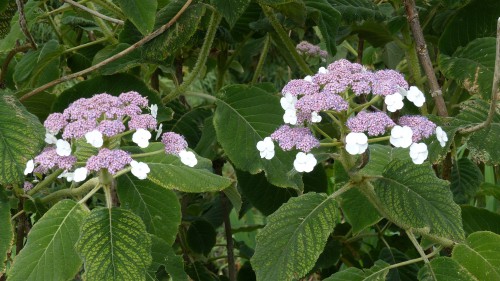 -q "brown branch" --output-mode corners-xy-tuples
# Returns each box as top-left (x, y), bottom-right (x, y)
(459, 17), (500, 134)
(403, 0), (448, 117)
(15, 0), (37, 49)
(62, 0), (124, 25)
(19, 0), (193, 102)
(0, 43), (32, 89)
